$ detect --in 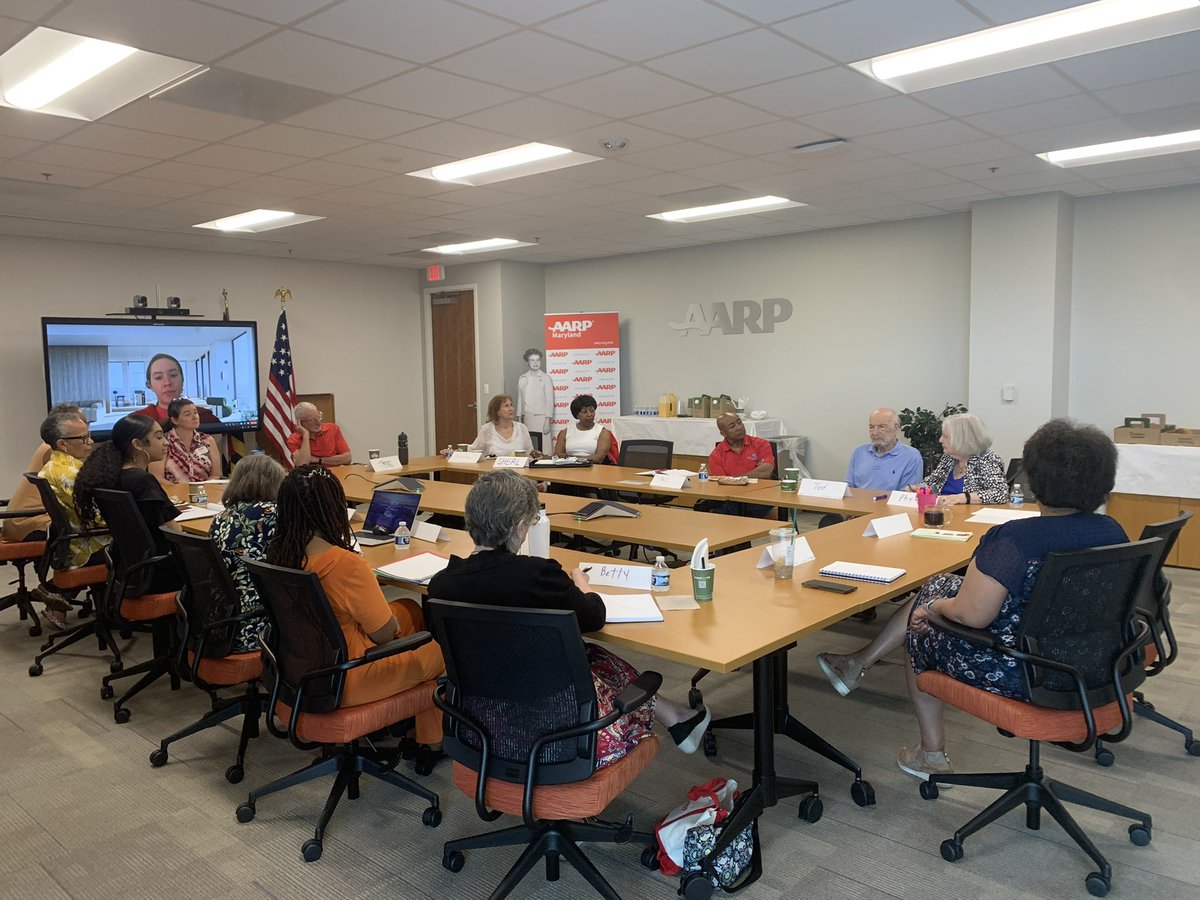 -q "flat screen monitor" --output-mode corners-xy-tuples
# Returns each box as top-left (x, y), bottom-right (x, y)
(41, 317), (260, 438)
